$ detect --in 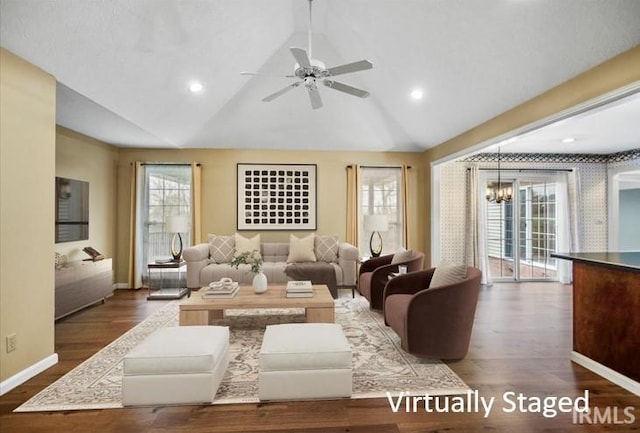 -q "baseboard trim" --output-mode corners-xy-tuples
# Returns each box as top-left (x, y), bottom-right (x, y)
(571, 351), (640, 396)
(114, 283), (131, 290)
(0, 353), (58, 396)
